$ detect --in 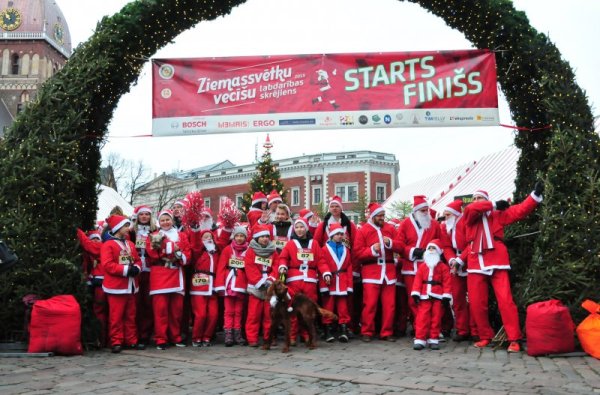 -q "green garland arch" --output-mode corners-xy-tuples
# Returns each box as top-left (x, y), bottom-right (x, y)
(0, 0), (598, 338)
